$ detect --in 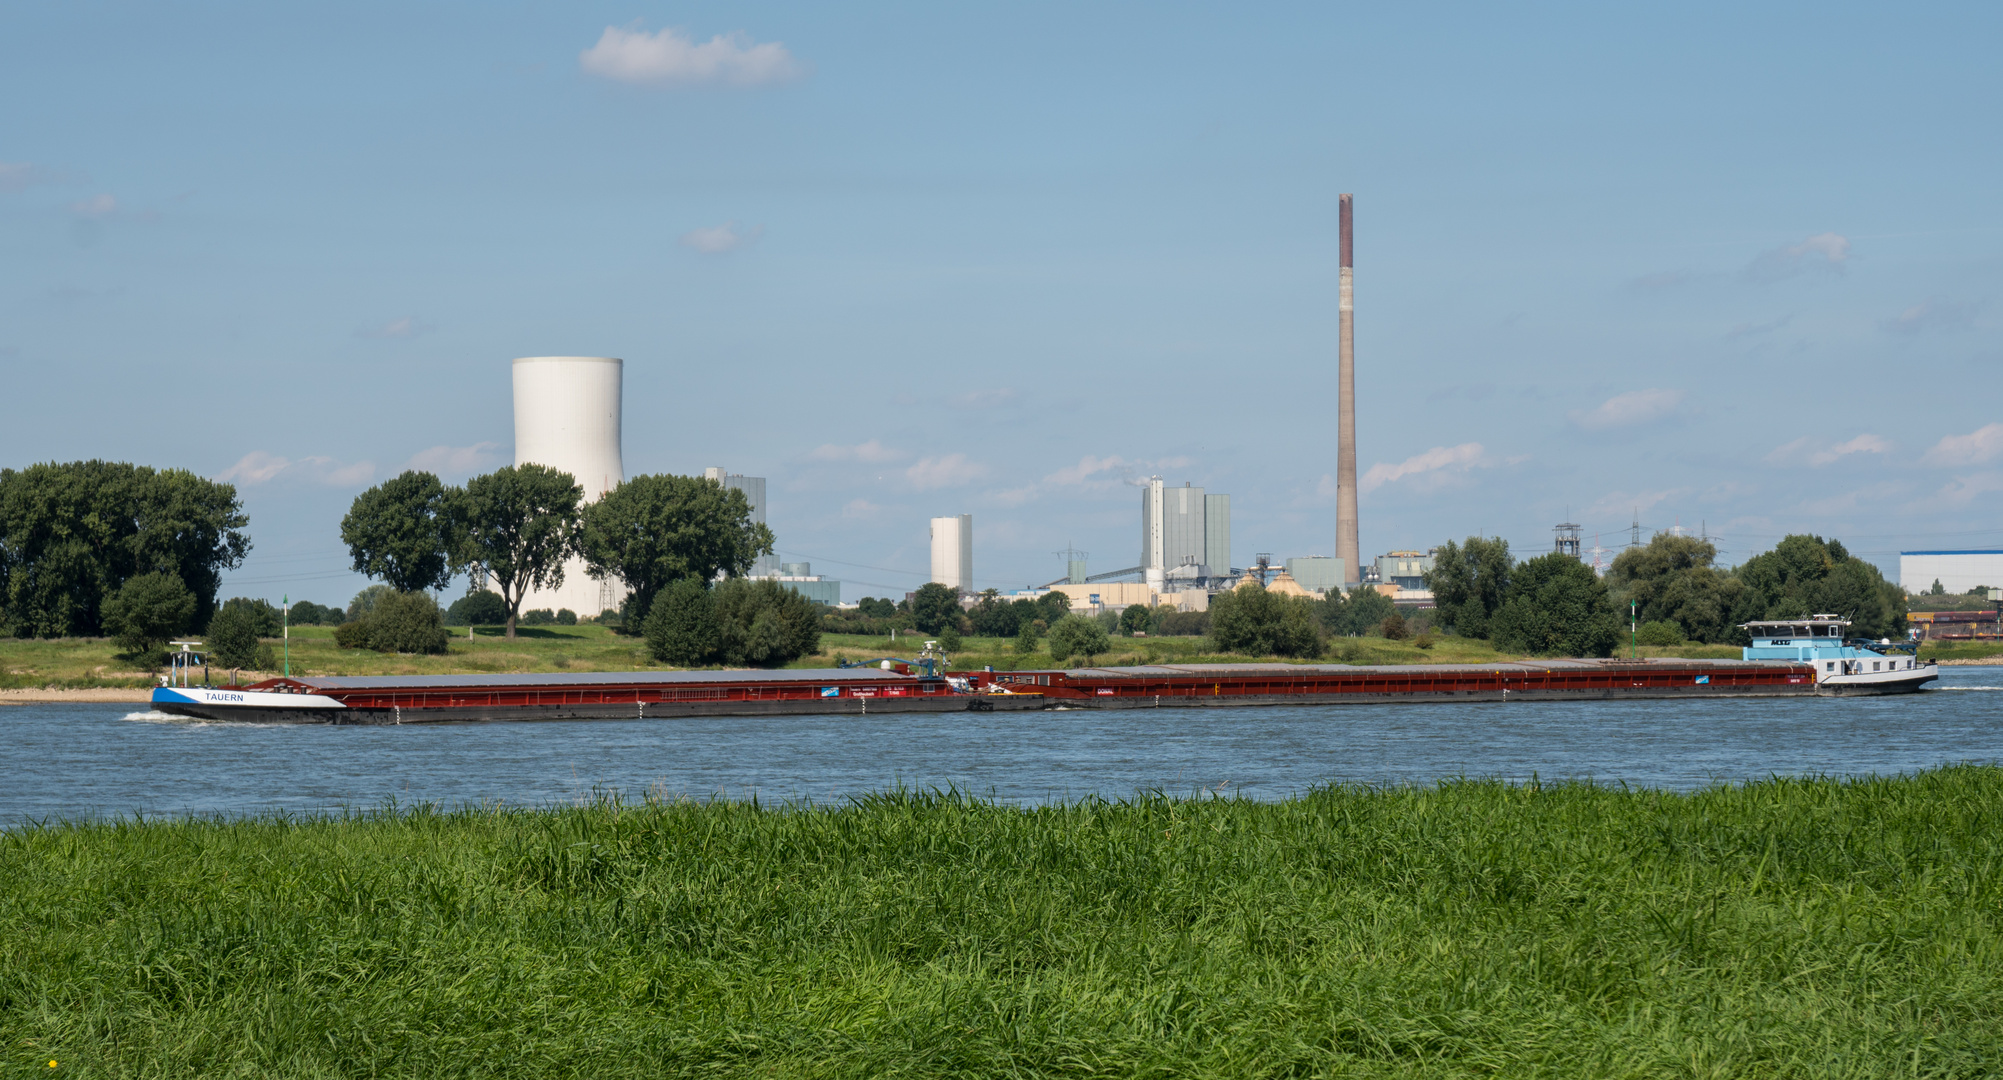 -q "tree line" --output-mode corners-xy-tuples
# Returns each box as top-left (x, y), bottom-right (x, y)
(1426, 531), (1905, 653)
